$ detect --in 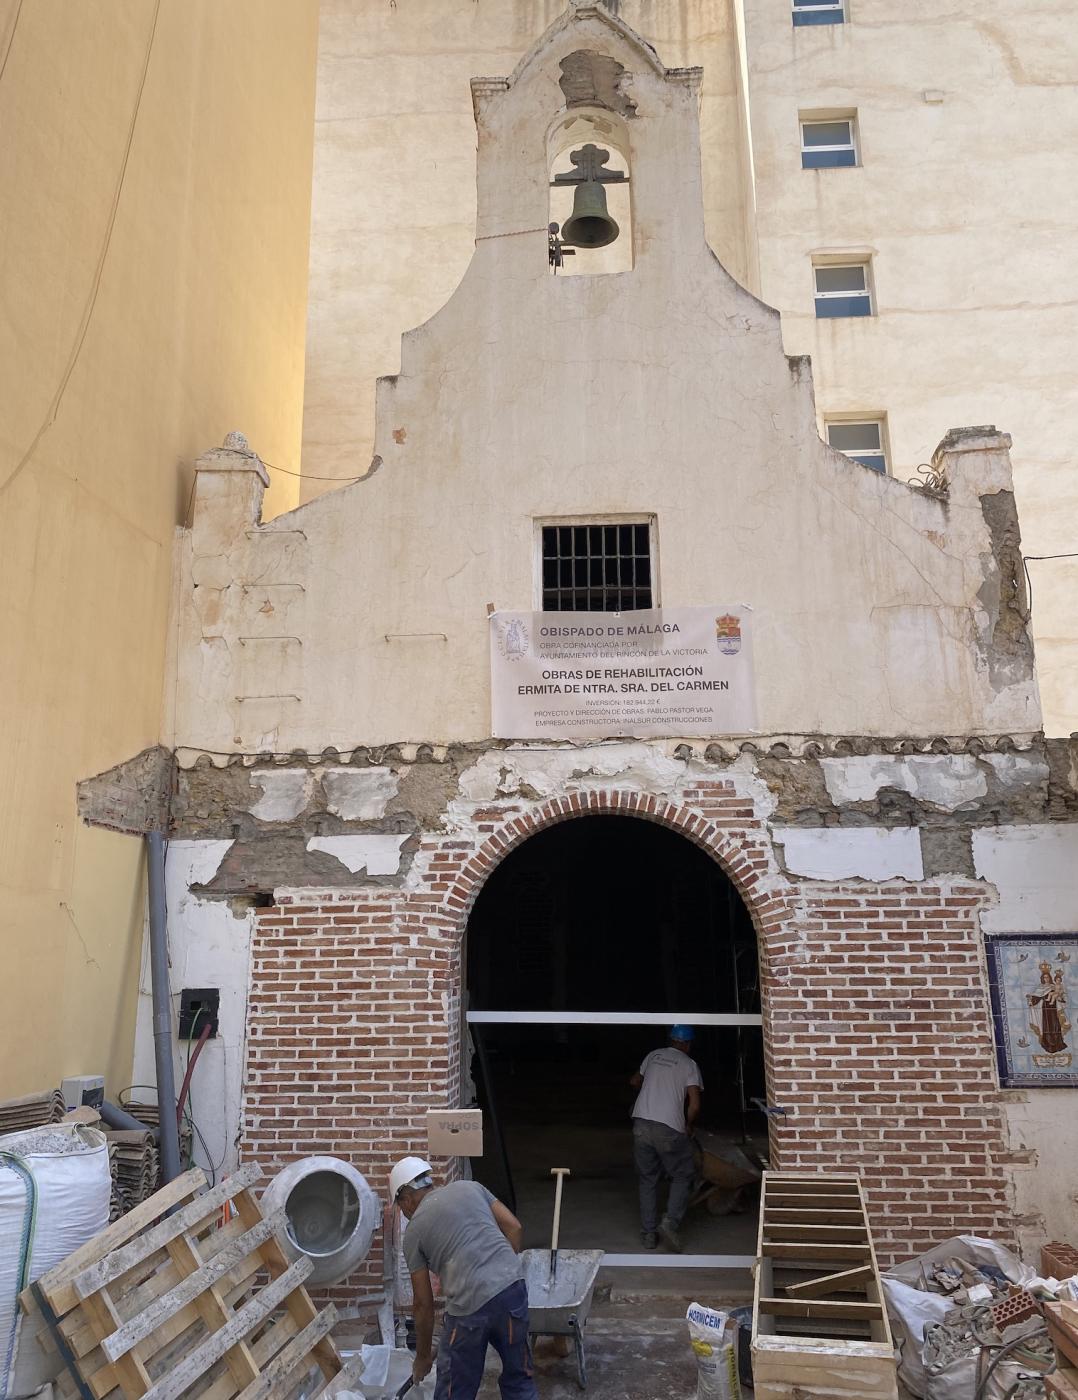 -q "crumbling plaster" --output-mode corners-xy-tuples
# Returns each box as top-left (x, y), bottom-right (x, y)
(155, 735), (1077, 899)
(973, 825), (1078, 1261)
(167, 7), (1039, 761)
